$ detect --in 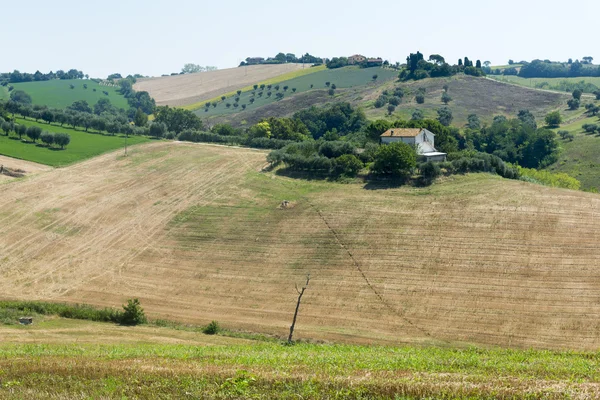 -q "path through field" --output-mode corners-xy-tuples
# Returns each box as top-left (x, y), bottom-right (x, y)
(1, 142), (600, 349)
